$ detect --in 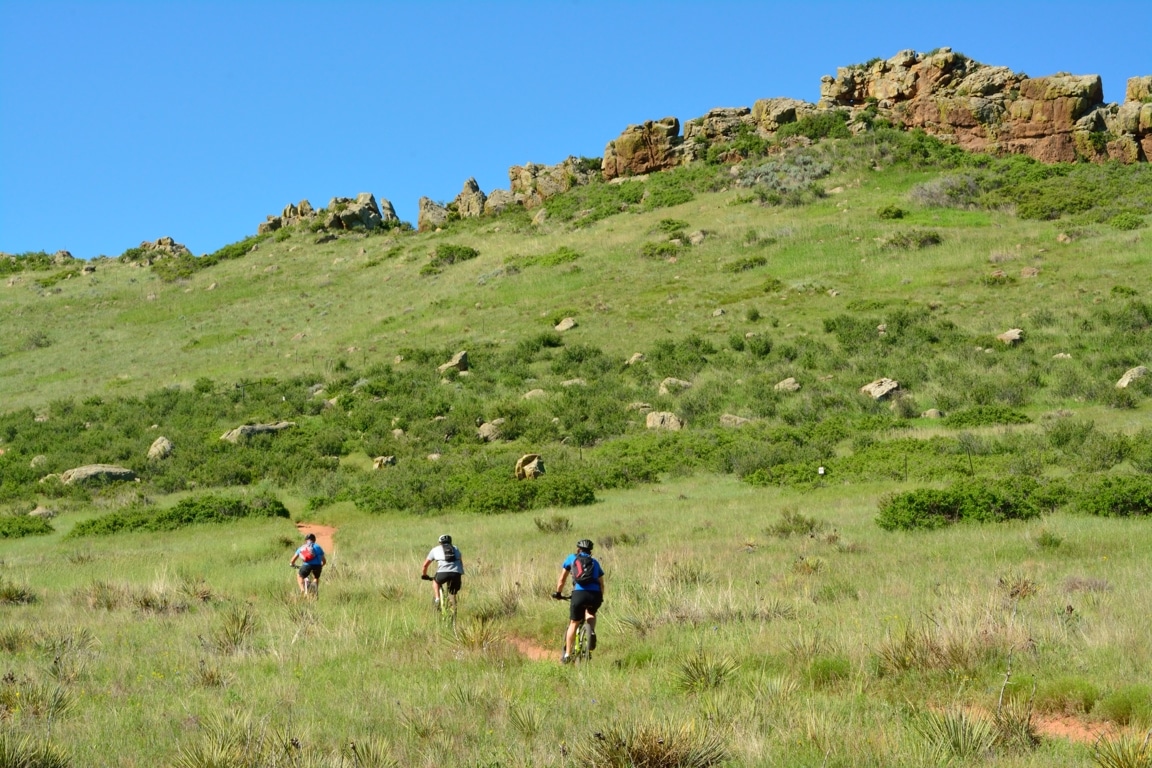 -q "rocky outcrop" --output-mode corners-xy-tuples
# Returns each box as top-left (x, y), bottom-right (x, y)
(60, 464), (137, 485)
(860, 378), (900, 400)
(124, 237), (192, 263)
(1116, 366), (1148, 389)
(373, 455), (397, 469)
(509, 156), (598, 208)
(453, 178), (488, 218)
(258, 194), (401, 235)
(478, 419), (505, 442)
(437, 351), (469, 374)
(417, 197), (450, 232)
(818, 48), (1150, 163)
(220, 421), (296, 443)
(646, 411), (684, 430)
(602, 118), (683, 180)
